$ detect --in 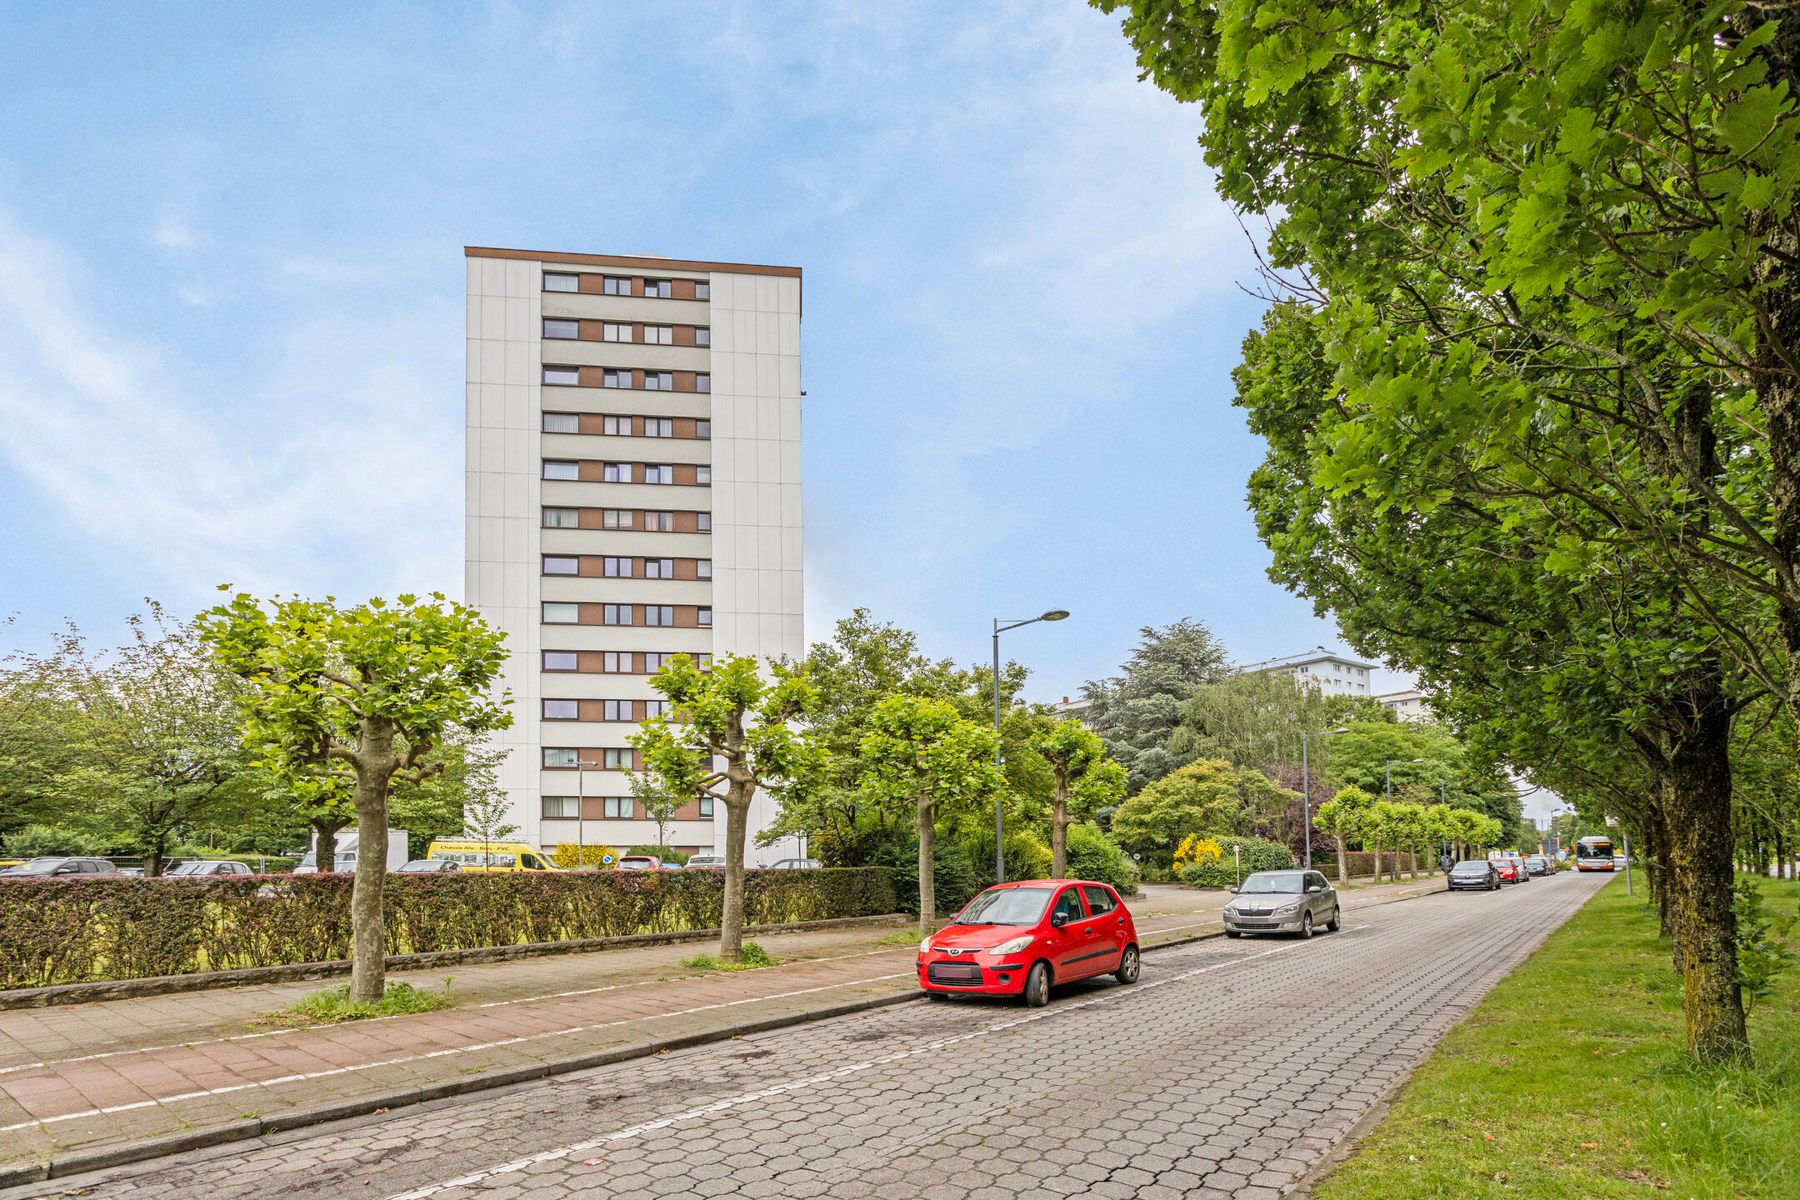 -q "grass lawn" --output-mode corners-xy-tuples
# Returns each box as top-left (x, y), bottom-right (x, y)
(1313, 875), (1800, 1200)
